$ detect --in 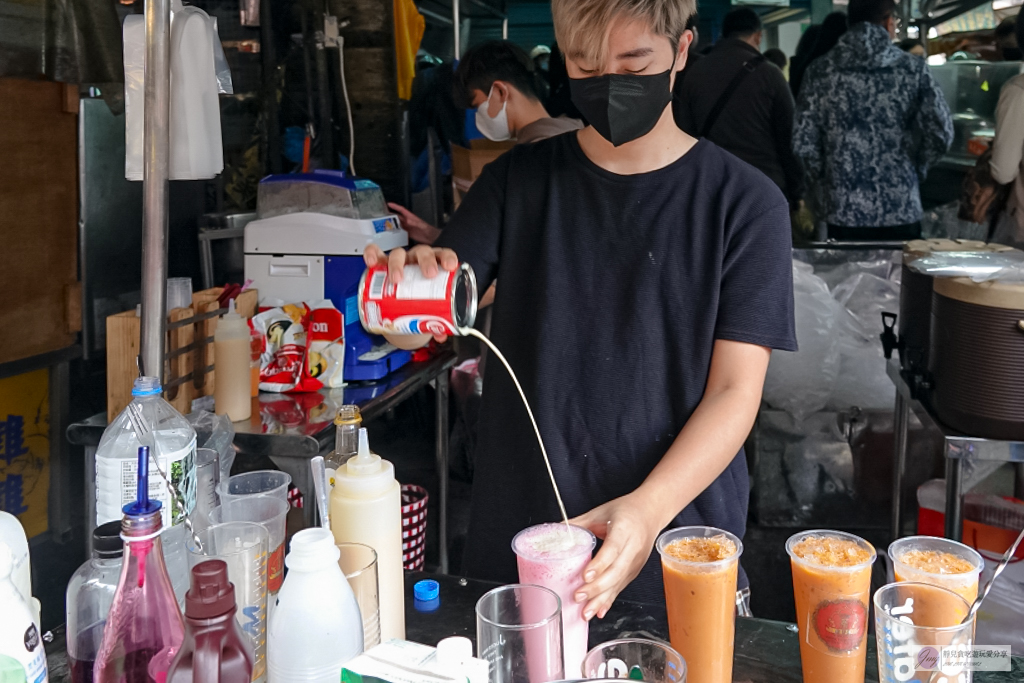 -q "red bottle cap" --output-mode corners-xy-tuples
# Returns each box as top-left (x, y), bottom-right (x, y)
(186, 560), (237, 619)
